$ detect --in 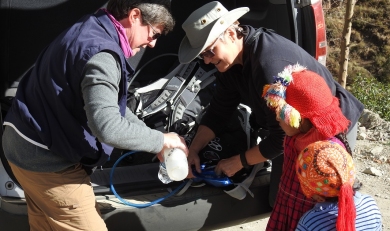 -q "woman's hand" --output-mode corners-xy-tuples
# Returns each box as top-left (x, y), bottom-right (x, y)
(158, 132), (189, 162)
